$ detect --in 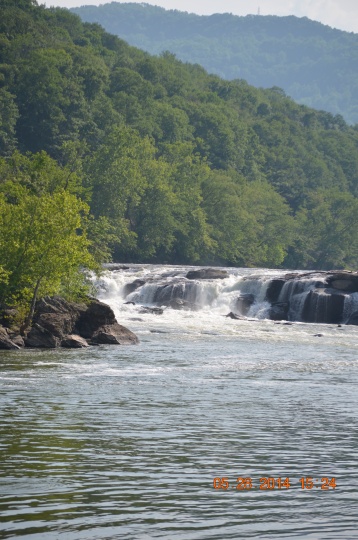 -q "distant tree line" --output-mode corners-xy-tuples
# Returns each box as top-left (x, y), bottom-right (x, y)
(71, 2), (358, 125)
